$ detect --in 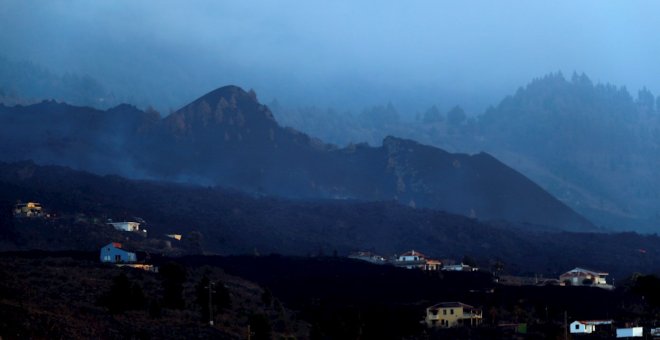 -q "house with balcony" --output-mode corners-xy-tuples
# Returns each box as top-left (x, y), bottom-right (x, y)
(424, 302), (483, 328)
